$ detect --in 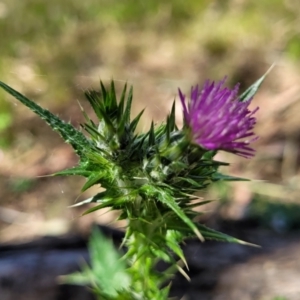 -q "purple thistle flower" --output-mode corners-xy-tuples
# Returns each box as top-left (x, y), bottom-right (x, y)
(178, 78), (258, 158)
